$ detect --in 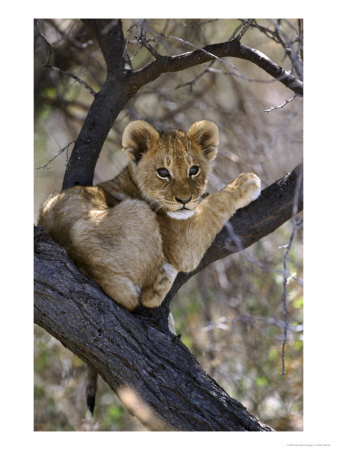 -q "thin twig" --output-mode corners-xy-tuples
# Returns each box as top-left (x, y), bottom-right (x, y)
(45, 19), (93, 49)
(228, 19), (254, 42)
(160, 33), (228, 64)
(208, 66), (288, 85)
(36, 140), (75, 170)
(175, 61), (215, 94)
(203, 315), (303, 338)
(180, 19), (219, 28)
(123, 23), (137, 60)
(280, 221), (297, 375)
(249, 20), (281, 44)
(280, 166), (303, 375)
(223, 187), (303, 377)
(137, 20), (162, 60)
(35, 20), (54, 66)
(44, 64), (97, 96)
(270, 101), (302, 149)
(160, 32), (296, 89)
(269, 19), (303, 80)
(224, 221), (303, 285)
(264, 95), (297, 113)
(248, 19), (303, 81)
